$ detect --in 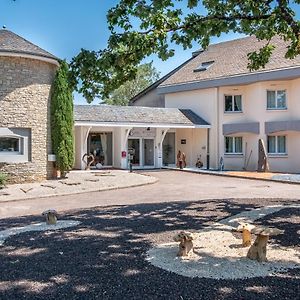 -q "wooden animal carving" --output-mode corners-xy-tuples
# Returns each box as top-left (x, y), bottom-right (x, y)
(82, 153), (95, 170)
(42, 209), (58, 225)
(247, 226), (284, 262)
(236, 222), (256, 247)
(173, 231), (194, 257)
